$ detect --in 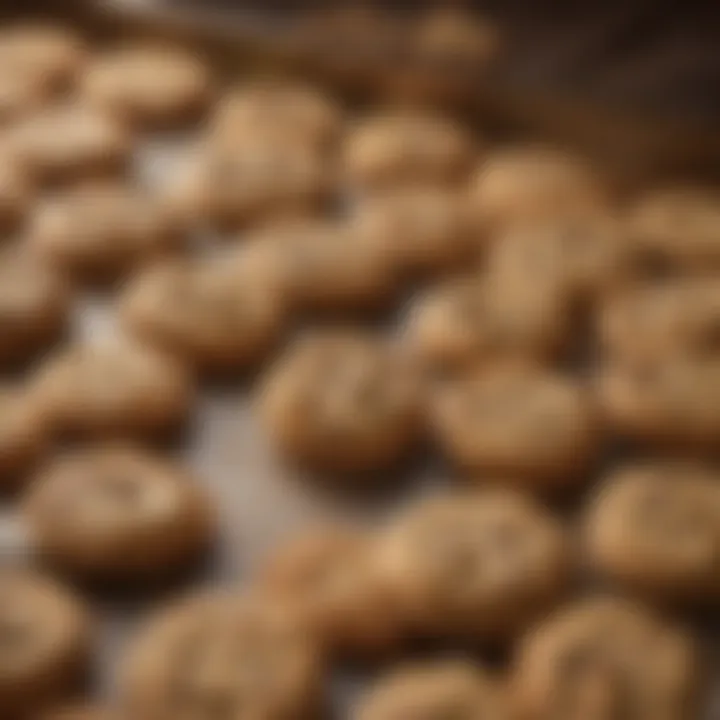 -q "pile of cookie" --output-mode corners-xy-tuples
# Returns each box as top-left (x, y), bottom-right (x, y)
(0, 20), (719, 720)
